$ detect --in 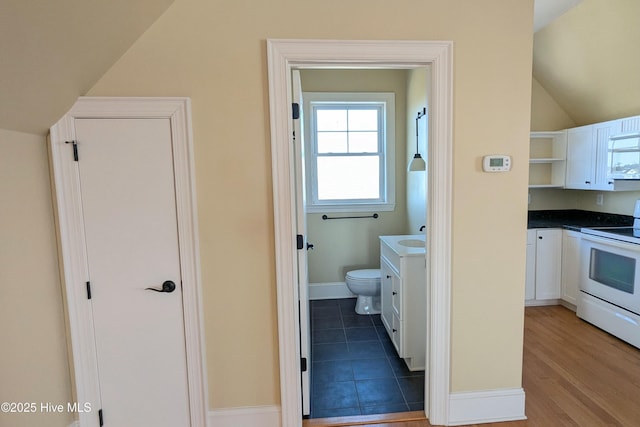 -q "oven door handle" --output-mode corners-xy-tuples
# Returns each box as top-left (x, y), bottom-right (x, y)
(581, 233), (640, 251)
